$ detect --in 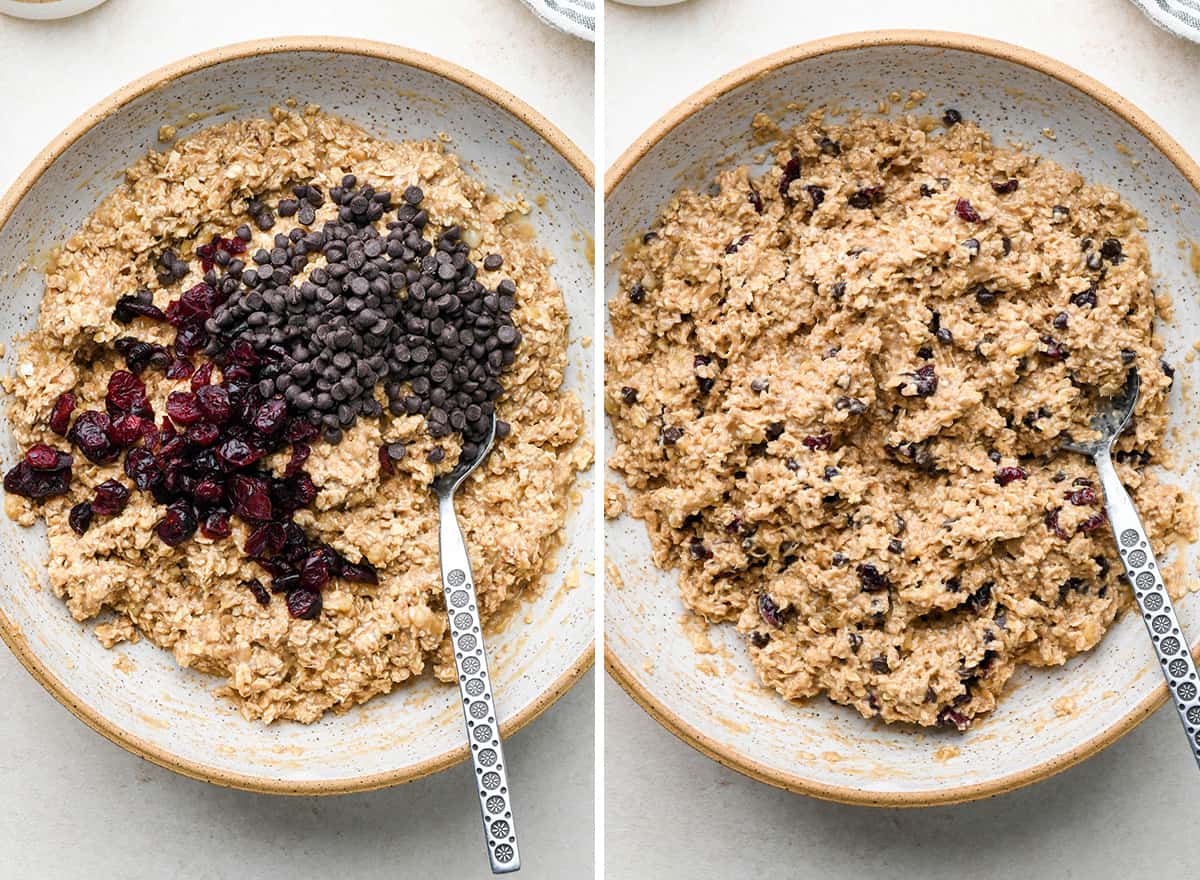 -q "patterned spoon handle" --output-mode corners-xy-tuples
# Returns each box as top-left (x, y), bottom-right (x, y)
(437, 491), (521, 873)
(1096, 446), (1200, 768)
